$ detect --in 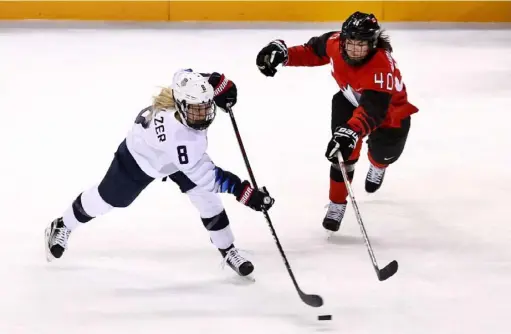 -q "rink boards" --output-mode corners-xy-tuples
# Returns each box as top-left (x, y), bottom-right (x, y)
(0, 1), (510, 22)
